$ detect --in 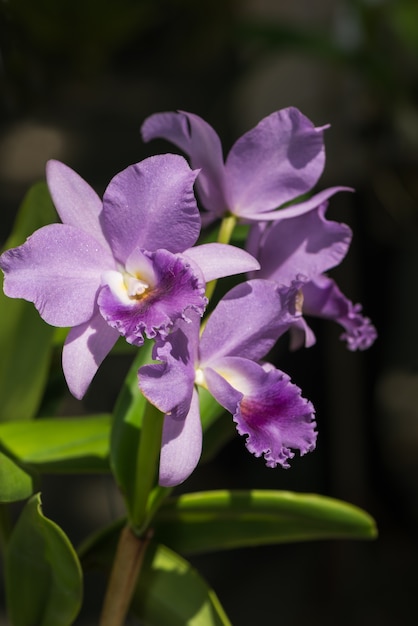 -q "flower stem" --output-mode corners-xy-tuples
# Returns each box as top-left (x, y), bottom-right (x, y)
(99, 524), (152, 626)
(205, 214), (237, 302)
(130, 401), (164, 533)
